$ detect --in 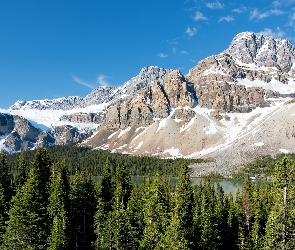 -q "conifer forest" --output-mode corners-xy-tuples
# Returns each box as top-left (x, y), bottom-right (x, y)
(0, 146), (294, 249)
